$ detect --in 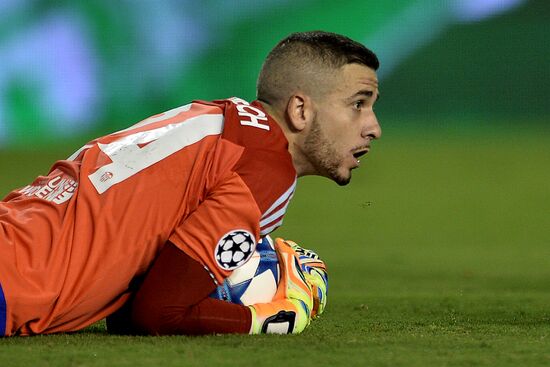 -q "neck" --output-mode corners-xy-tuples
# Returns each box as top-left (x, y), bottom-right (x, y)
(257, 100), (314, 178)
